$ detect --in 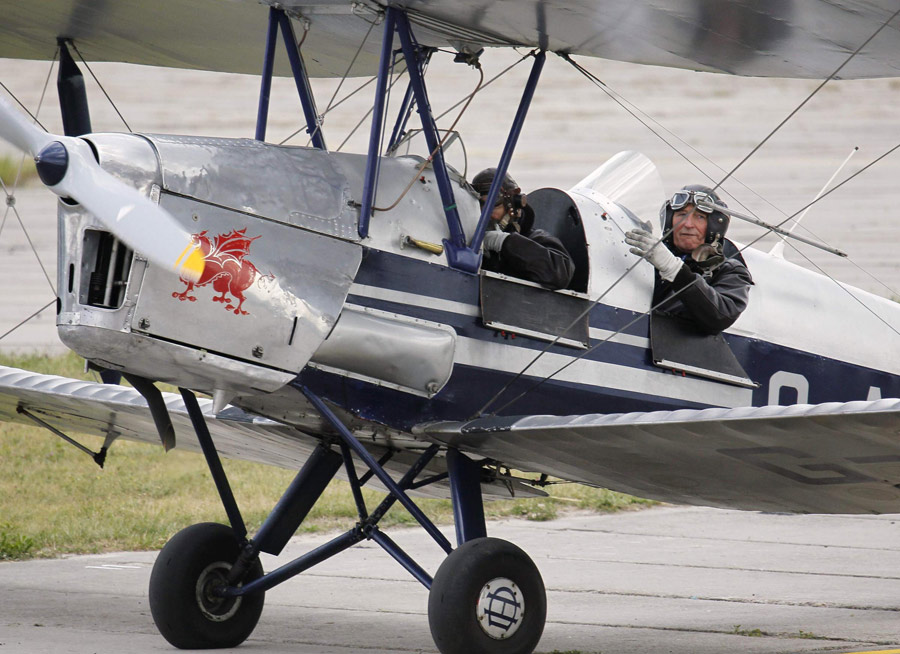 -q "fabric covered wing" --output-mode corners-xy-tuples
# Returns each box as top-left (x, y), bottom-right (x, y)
(0, 0), (899, 80)
(0, 365), (328, 468)
(0, 365), (542, 500)
(419, 401), (900, 514)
